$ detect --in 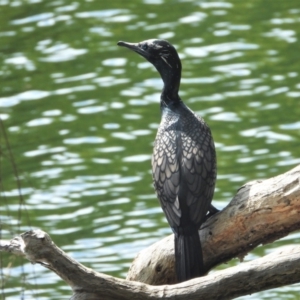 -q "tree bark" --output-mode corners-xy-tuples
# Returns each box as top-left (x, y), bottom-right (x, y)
(127, 164), (300, 285)
(1, 164), (300, 299)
